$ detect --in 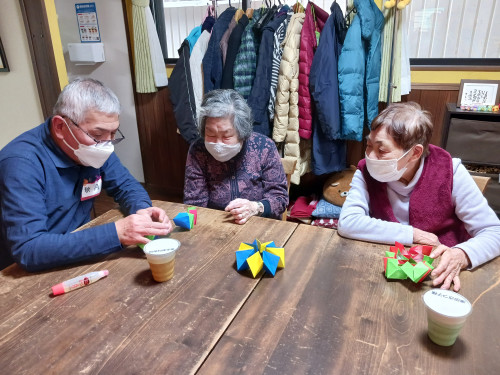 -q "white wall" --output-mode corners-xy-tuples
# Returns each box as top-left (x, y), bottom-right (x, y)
(55, 0), (145, 182)
(0, 1), (44, 149)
